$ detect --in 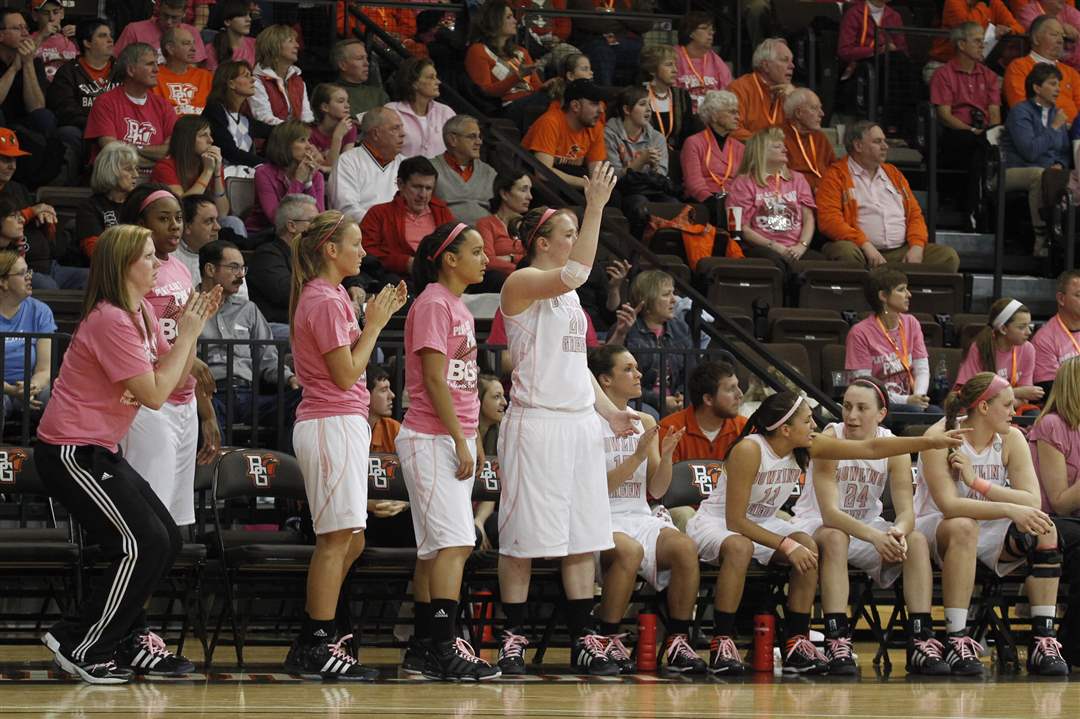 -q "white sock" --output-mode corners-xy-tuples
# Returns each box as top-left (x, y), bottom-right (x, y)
(1031, 605), (1056, 618)
(945, 608), (968, 634)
